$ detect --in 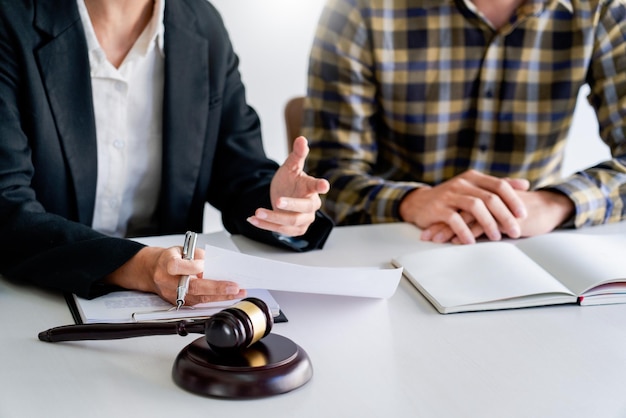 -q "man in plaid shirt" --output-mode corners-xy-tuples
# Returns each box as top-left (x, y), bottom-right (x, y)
(303, 0), (626, 244)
